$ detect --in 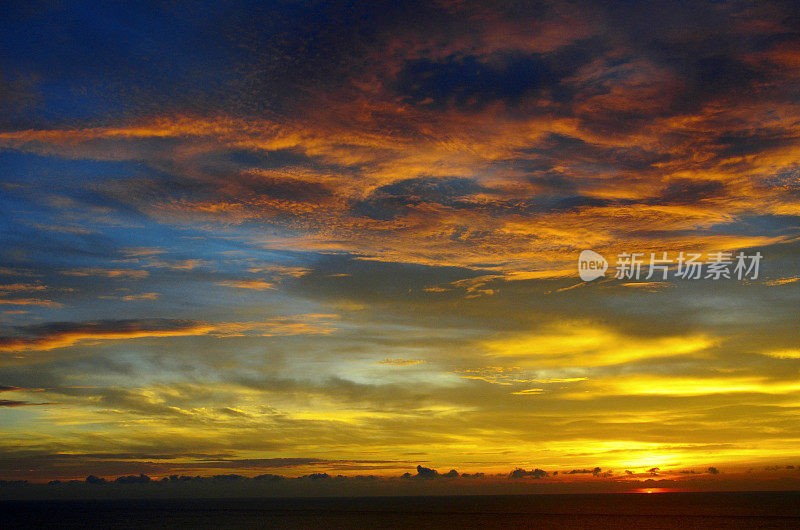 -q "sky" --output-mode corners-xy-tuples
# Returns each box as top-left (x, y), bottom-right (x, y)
(2, 0), (800, 494)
